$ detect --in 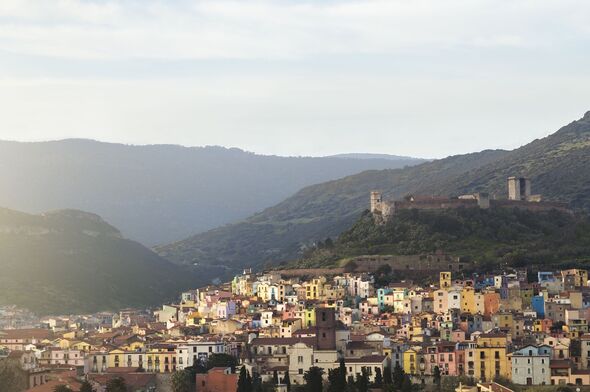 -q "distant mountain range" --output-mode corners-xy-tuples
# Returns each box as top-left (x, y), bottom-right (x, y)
(156, 111), (590, 270)
(0, 140), (425, 246)
(0, 208), (207, 315)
